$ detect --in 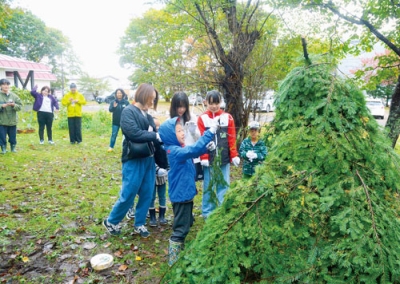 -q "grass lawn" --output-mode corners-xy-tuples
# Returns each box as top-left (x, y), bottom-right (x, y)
(0, 104), (242, 283)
